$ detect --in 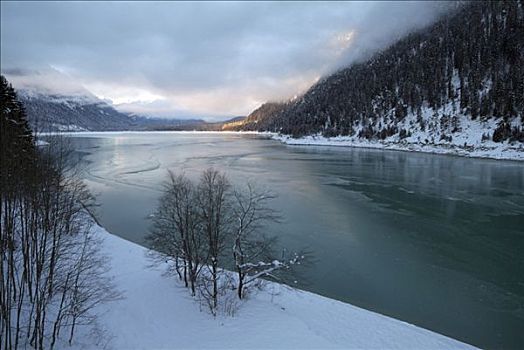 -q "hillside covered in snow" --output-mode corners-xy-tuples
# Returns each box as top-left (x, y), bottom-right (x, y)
(226, 1), (524, 159)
